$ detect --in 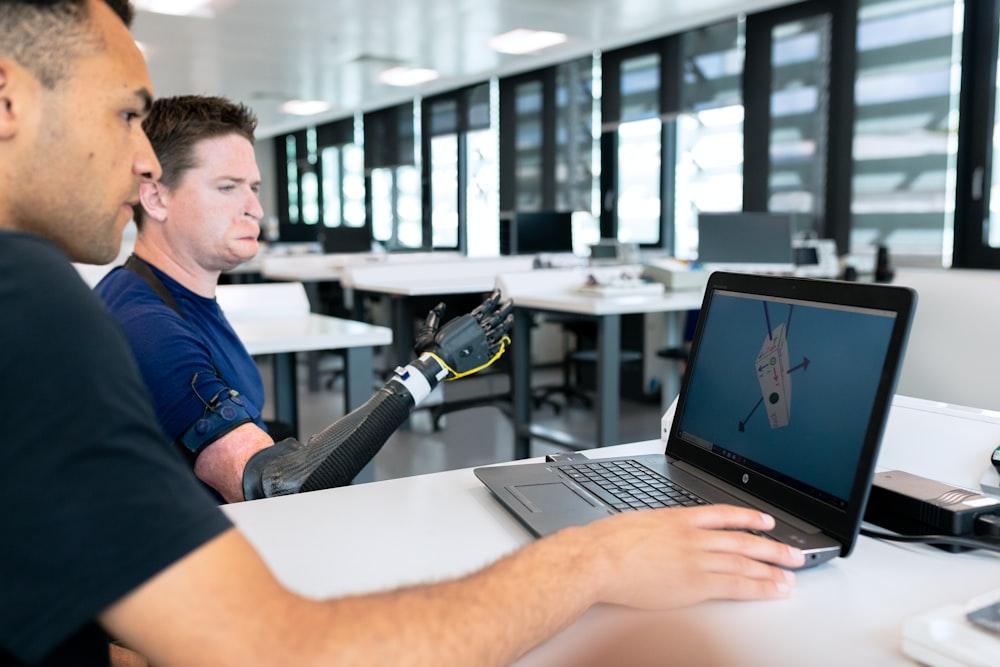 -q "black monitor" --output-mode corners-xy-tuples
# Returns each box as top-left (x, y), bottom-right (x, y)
(320, 225), (372, 254)
(502, 211), (574, 255)
(696, 212), (794, 266)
